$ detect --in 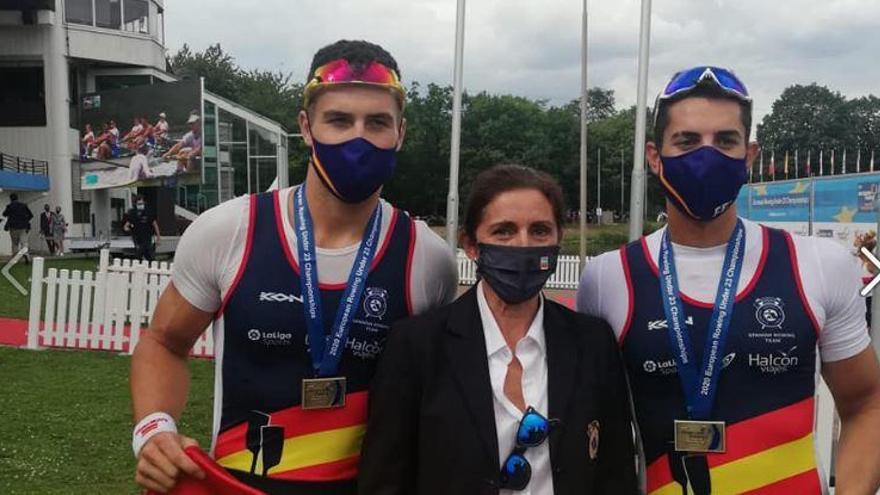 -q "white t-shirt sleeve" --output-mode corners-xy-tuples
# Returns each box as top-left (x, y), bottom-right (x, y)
(409, 221), (458, 313)
(799, 236), (873, 362)
(171, 196), (249, 313)
(577, 250), (630, 341)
